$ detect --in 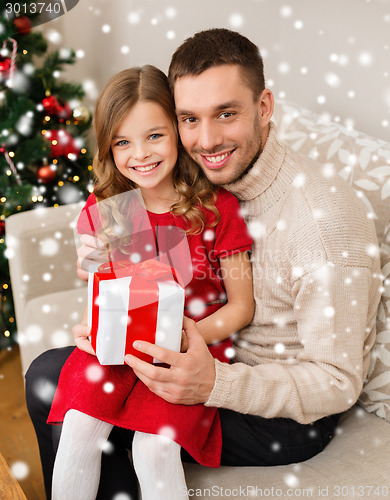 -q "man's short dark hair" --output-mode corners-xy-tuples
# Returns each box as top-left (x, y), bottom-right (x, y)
(168, 28), (265, 100)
